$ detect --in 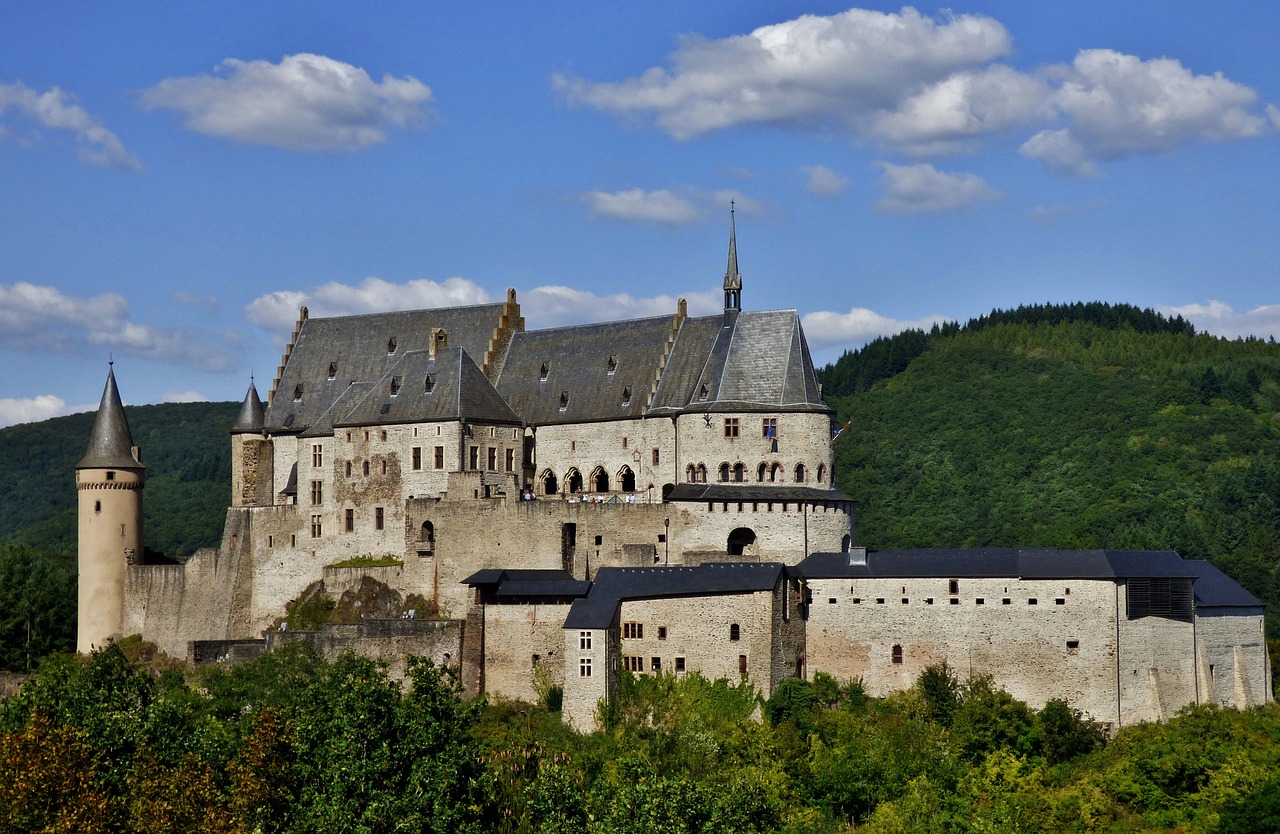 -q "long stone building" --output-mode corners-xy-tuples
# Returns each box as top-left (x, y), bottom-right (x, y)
(76, 218), (1269, 732)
